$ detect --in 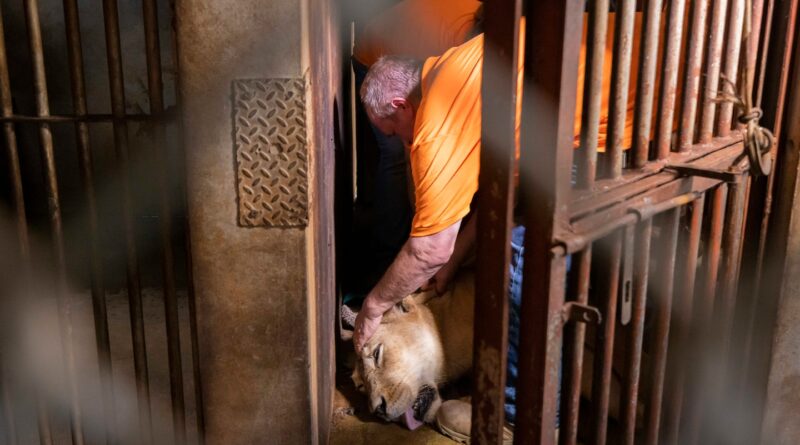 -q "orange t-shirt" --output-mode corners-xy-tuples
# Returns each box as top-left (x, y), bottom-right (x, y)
(410, 13), (672, 237)
(410, 34), (509, 237)
(353, 0), (481, 67)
